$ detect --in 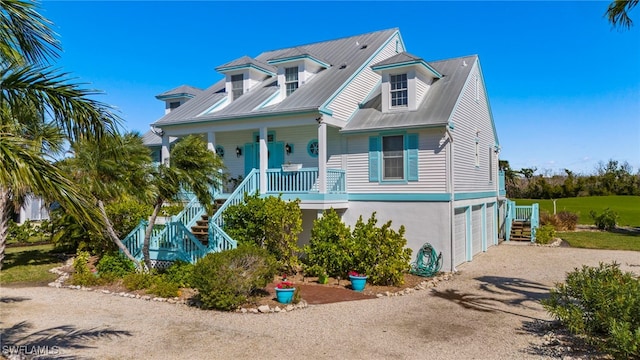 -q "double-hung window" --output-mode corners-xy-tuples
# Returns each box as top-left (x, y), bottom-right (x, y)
(382, 135), (404, 180)
(285, 67), (299, 96)
(231, 74), (244, 100)
(390, 74), (408, 107)
(369, 133), (419, 182)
